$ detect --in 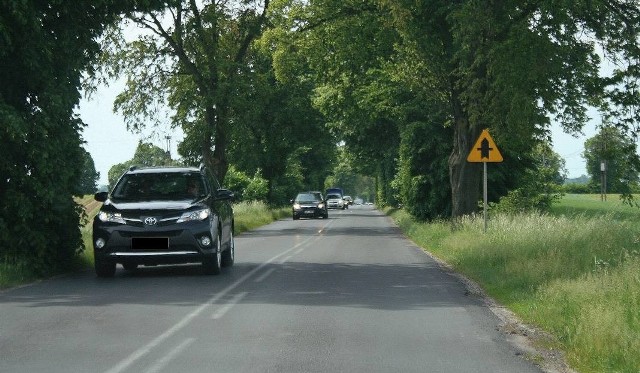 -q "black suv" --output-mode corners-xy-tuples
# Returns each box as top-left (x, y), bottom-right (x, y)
(292, 191), (328, 220)
(92, 165), (235, 277)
